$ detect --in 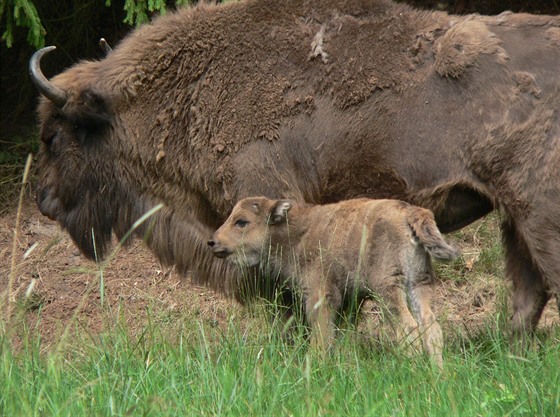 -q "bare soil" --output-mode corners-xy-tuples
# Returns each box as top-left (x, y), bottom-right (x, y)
(1, 196), (558, 350)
